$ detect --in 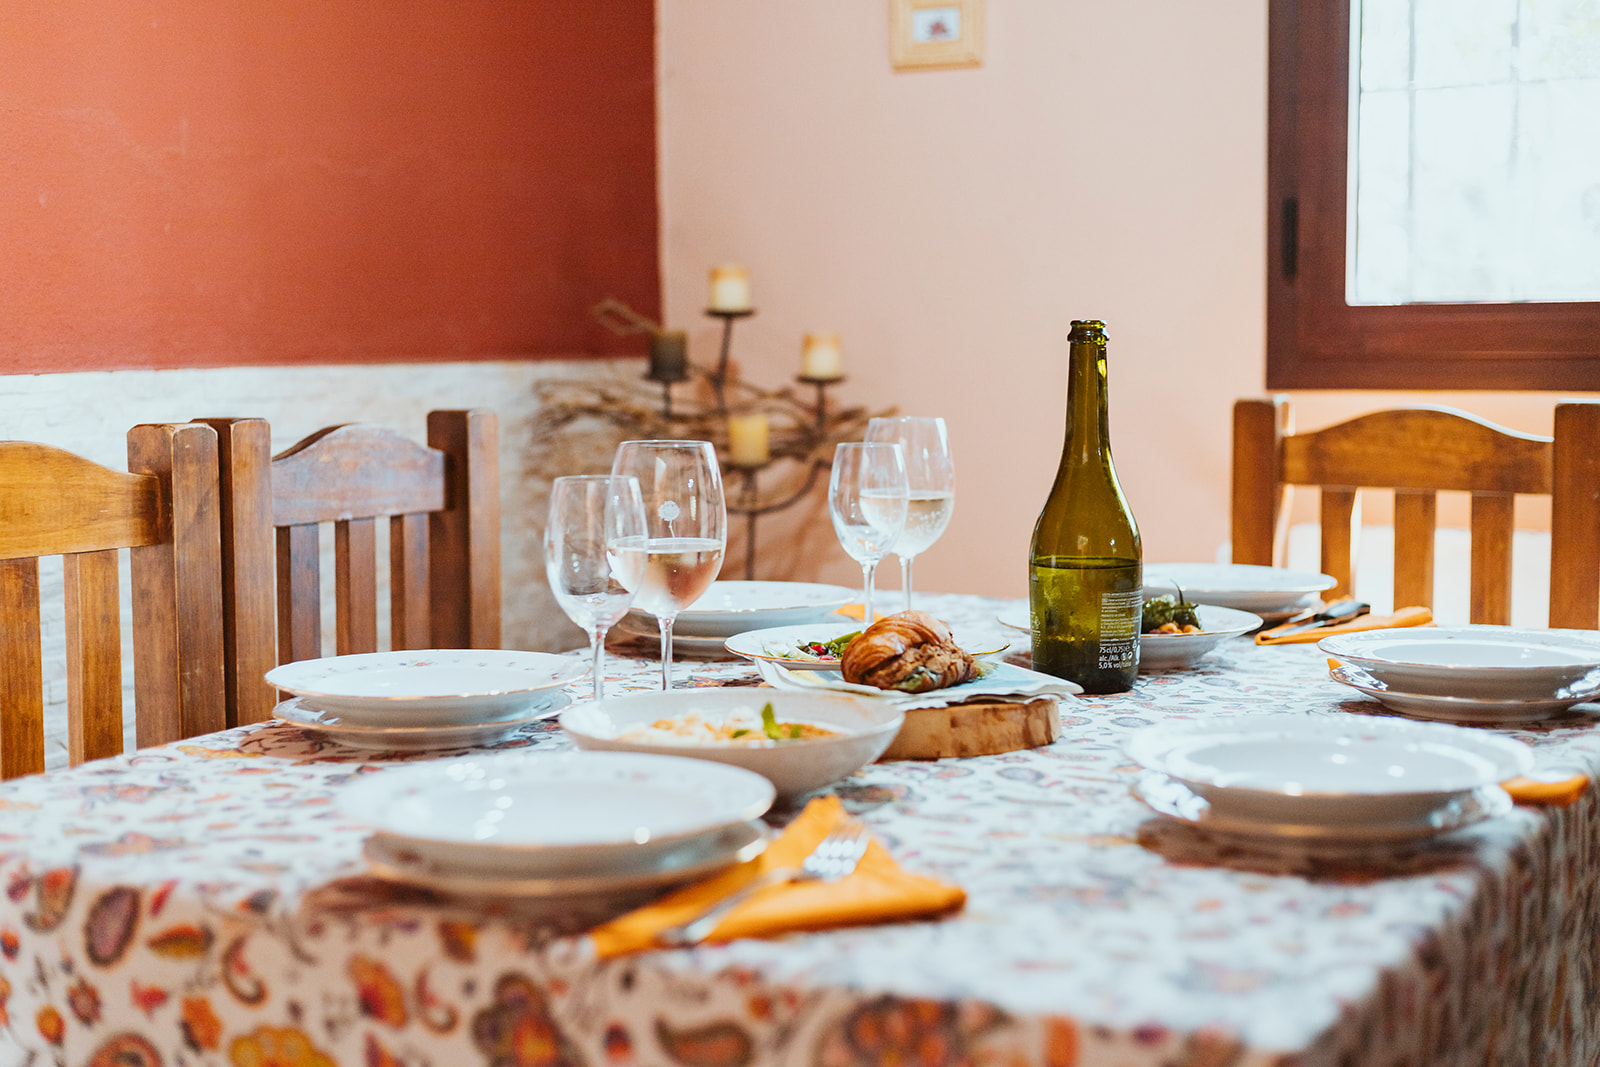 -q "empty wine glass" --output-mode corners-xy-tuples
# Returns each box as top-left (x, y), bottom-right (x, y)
(866, 416), (955, 612)
(829, 442), (908, 626)
(544, 475), (647, 702)
(609, 440), (727, 690)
